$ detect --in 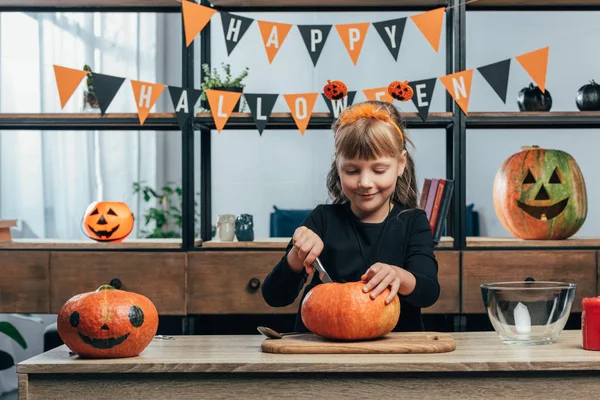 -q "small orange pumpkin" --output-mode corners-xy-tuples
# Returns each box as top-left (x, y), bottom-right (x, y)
(82, 201), (134, 242)
(57, 285), (159, 359)
(323, 79), (348, 101)
(301, 281), (400, 340)
(388, 80), (414, 101)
